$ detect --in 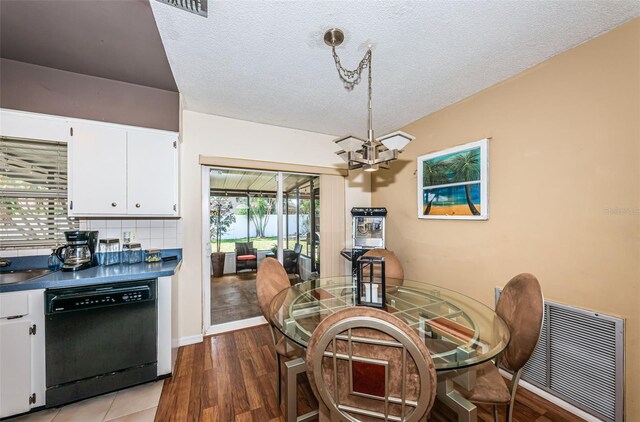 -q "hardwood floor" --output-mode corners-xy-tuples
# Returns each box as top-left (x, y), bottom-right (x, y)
(155, 325), (584, 422)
